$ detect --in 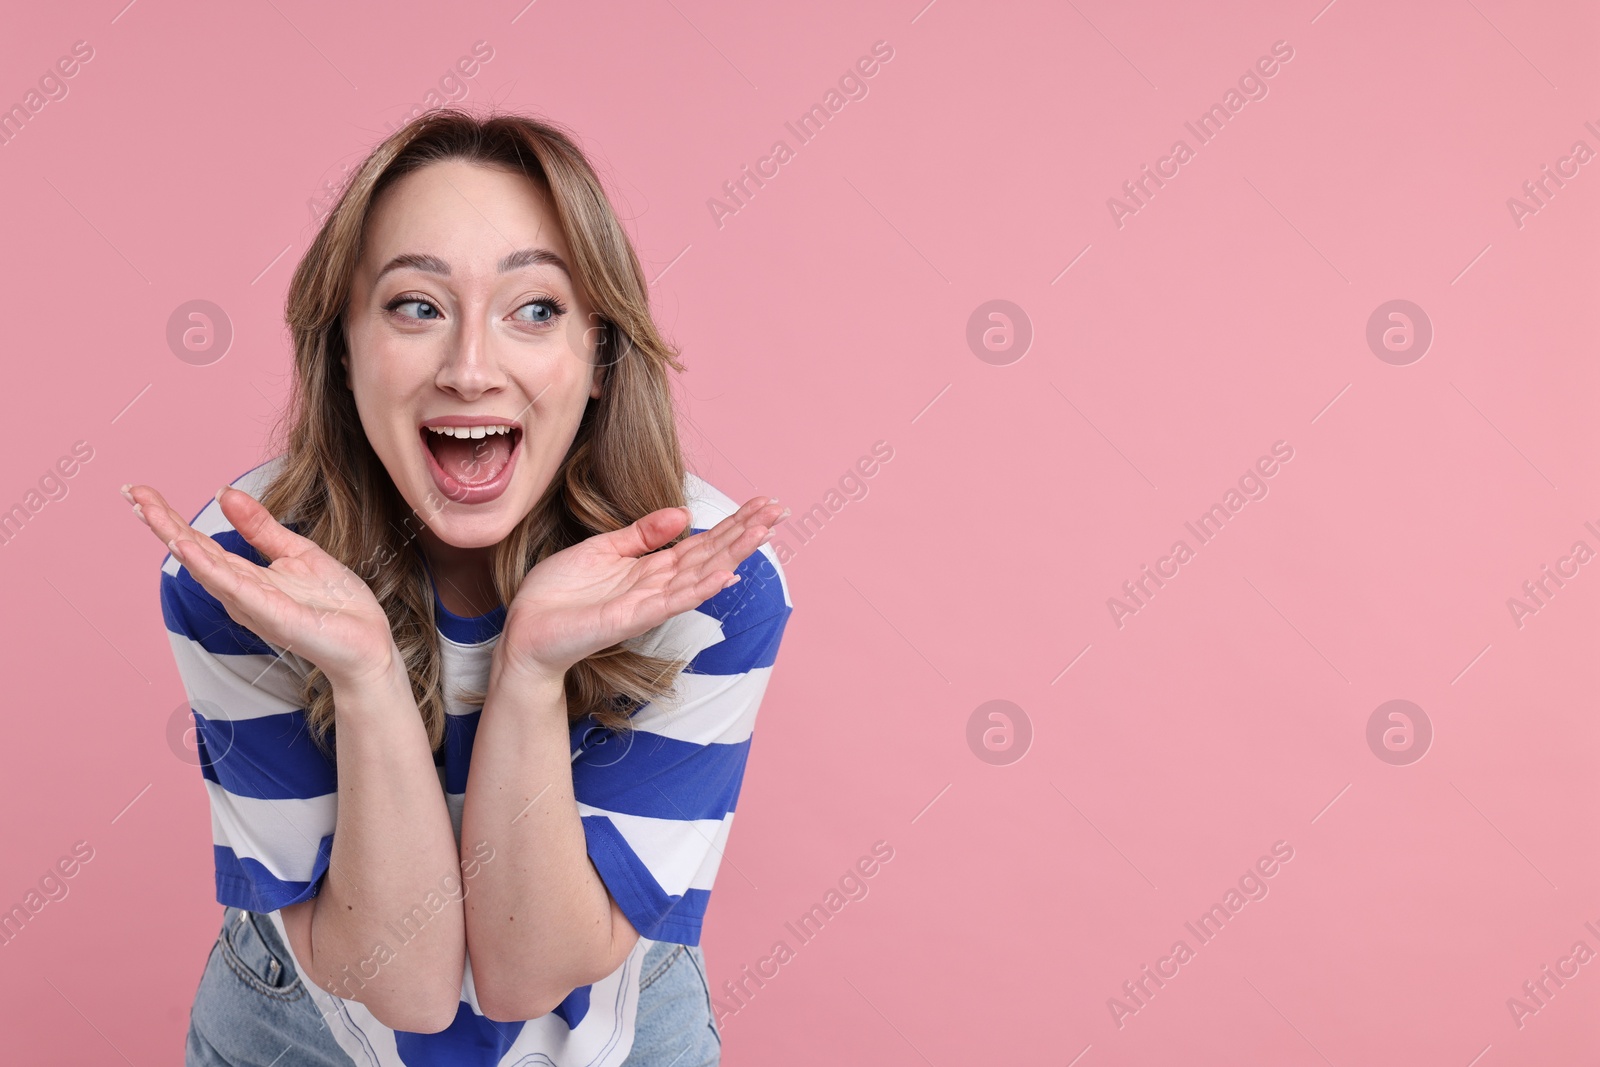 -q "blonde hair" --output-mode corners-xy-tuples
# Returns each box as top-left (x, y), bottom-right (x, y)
(259, 107), (692, 754)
